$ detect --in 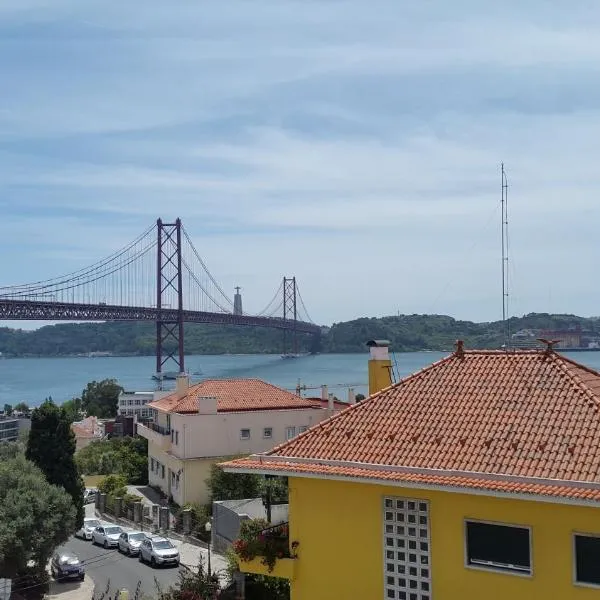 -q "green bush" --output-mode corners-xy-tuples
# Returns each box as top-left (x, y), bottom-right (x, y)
(98, 474), (127, 496)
